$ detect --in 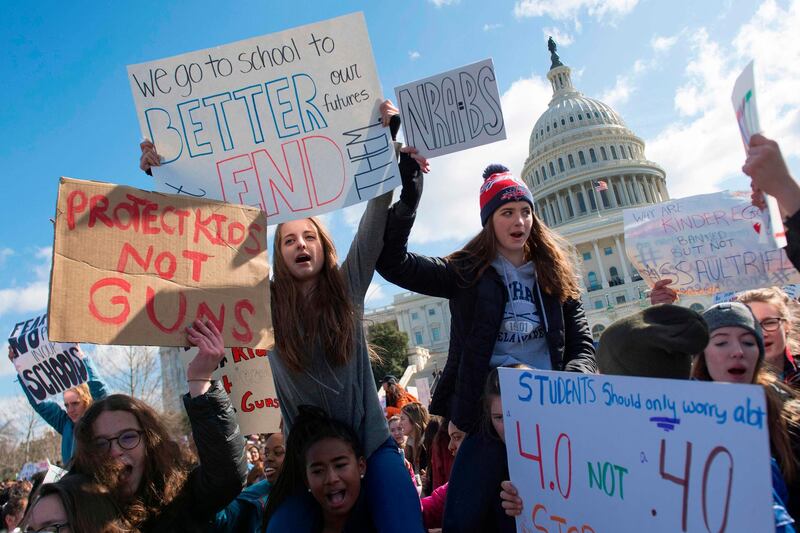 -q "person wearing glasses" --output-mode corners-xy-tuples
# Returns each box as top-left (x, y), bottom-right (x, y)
(20, 473), (127, 533)
(735, 287), (800, 387)
(68, 320), (247, 532)
(650, 282), (800, 387)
